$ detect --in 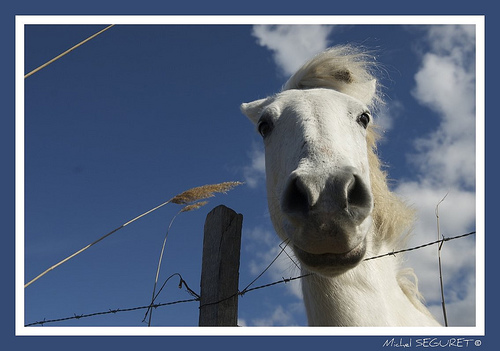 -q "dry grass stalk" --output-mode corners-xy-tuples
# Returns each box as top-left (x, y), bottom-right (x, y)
(147, 200), (211, 326)
(25, 25), (115, 79)
(180, 201), (208, 213)
(435, 193), (449, 327)
(25, 181), (242, 288)
(171, 181), (243, 204)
